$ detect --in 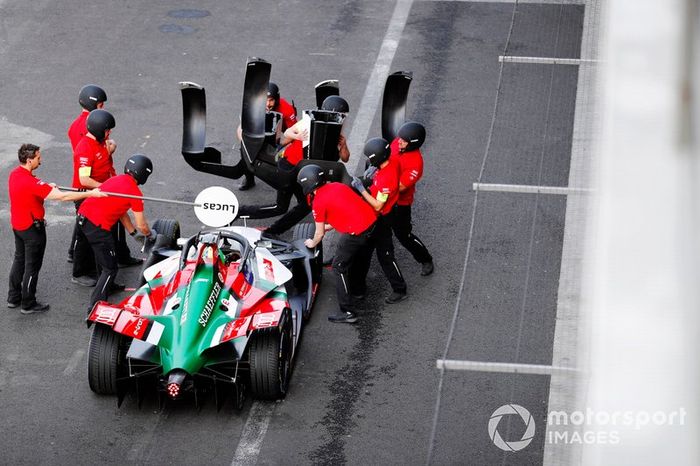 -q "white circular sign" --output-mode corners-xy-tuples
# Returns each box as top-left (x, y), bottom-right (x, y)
(194, 186), (239, 227)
